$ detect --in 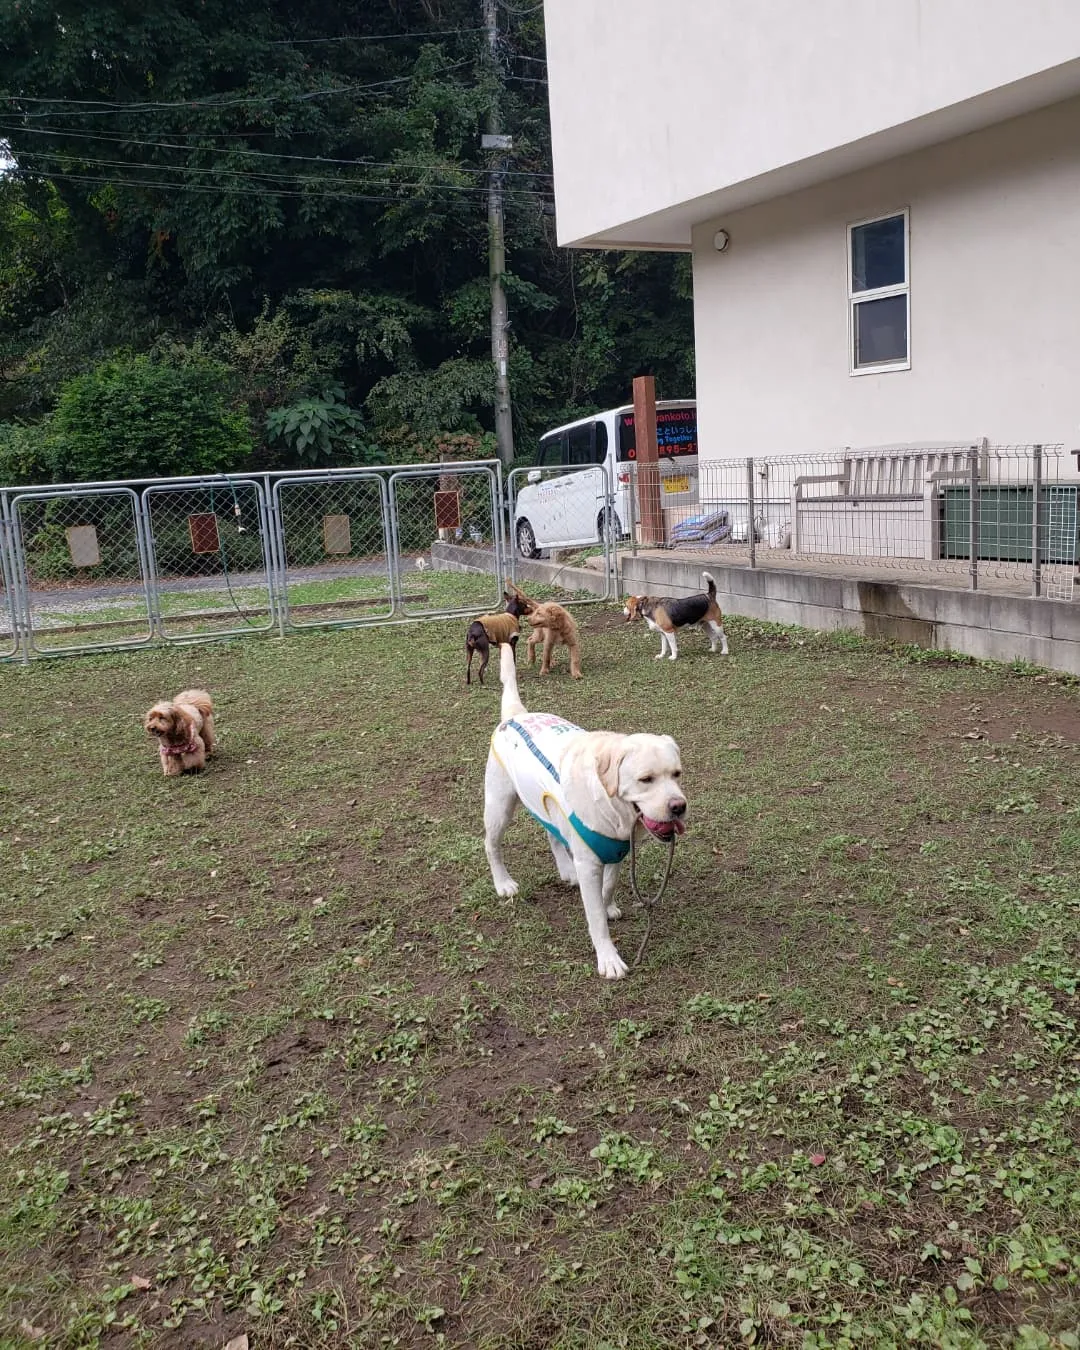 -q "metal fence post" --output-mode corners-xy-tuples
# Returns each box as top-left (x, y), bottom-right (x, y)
(746, 456), (757, 569)
(968, 445), (980, 591)
(1031, 444), (1043, 599)
(627, 462), (638, 558)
